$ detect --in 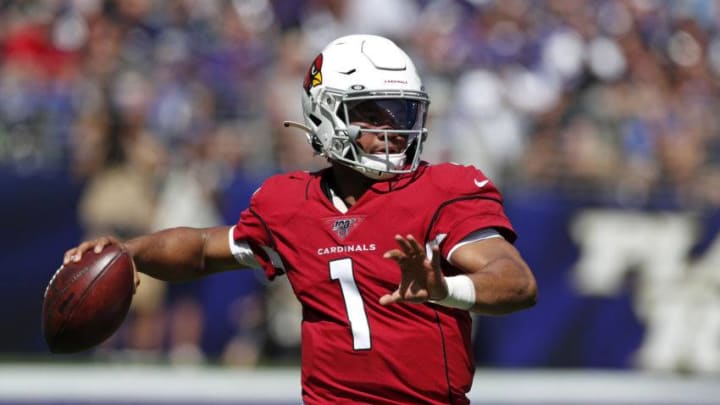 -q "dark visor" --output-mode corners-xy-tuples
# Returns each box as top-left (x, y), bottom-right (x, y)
(344, 99), (426, 130)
